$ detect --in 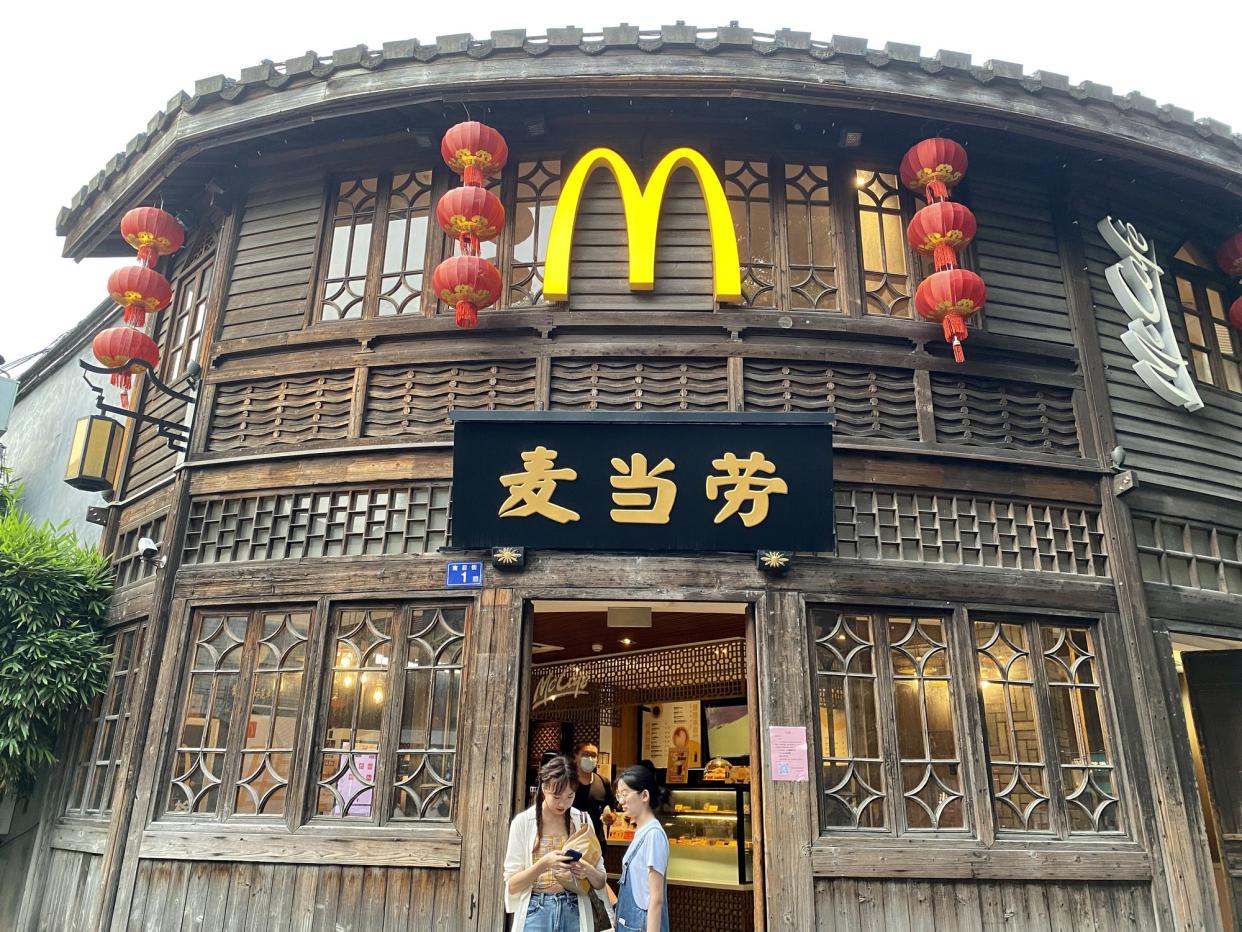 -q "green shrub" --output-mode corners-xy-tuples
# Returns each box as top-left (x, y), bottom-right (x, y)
(0, 481), (113, 796)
